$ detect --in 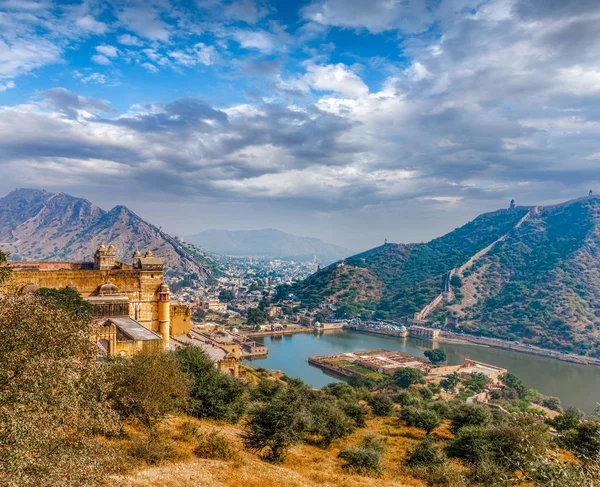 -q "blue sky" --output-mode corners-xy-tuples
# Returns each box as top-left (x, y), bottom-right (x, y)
(1, 0), (600, 250)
